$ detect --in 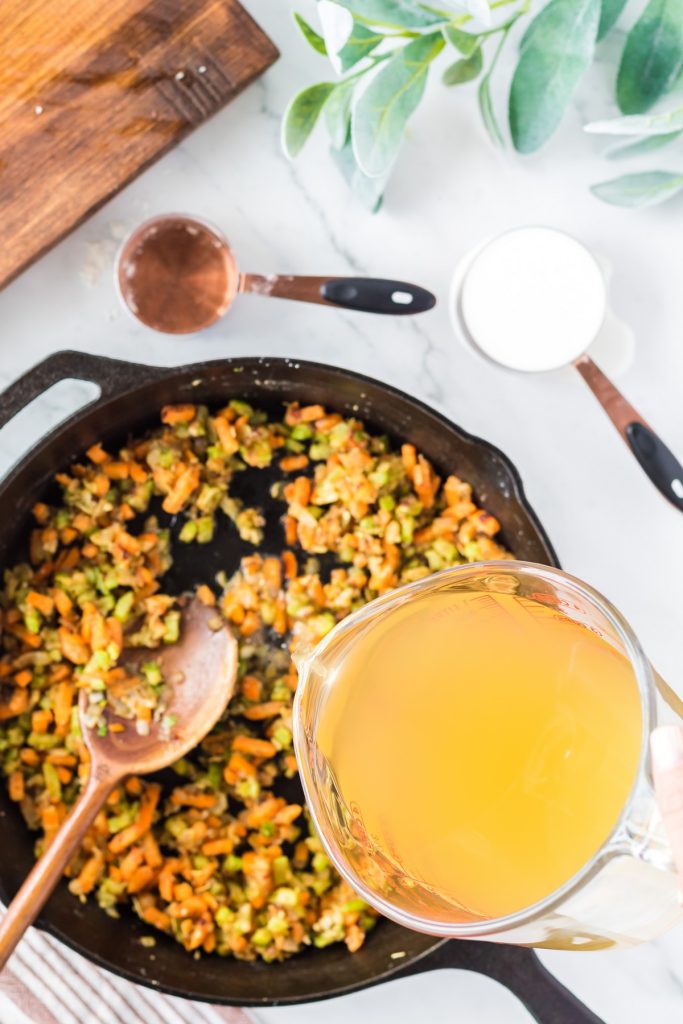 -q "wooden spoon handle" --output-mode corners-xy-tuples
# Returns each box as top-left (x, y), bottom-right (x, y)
(0, 769), (118, 970)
